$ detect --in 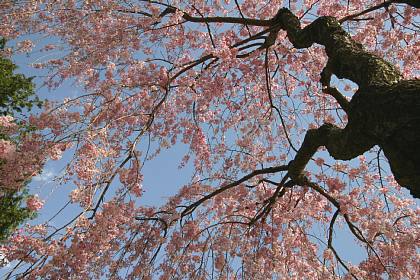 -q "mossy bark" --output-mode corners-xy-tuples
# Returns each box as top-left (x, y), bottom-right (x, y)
(273, 9), (420, 198)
